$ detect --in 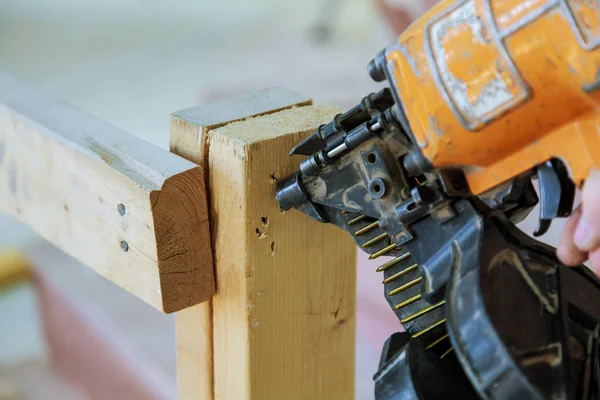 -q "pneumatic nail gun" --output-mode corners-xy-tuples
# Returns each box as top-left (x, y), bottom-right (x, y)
(275, 0), (600, 398)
